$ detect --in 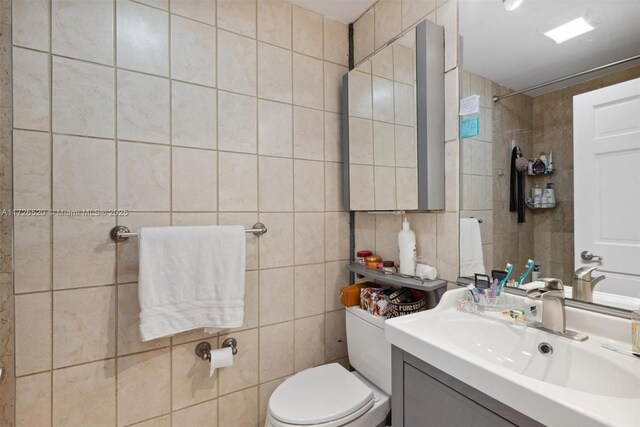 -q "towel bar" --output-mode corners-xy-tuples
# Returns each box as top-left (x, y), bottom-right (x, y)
(110, 222), (267, 242)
